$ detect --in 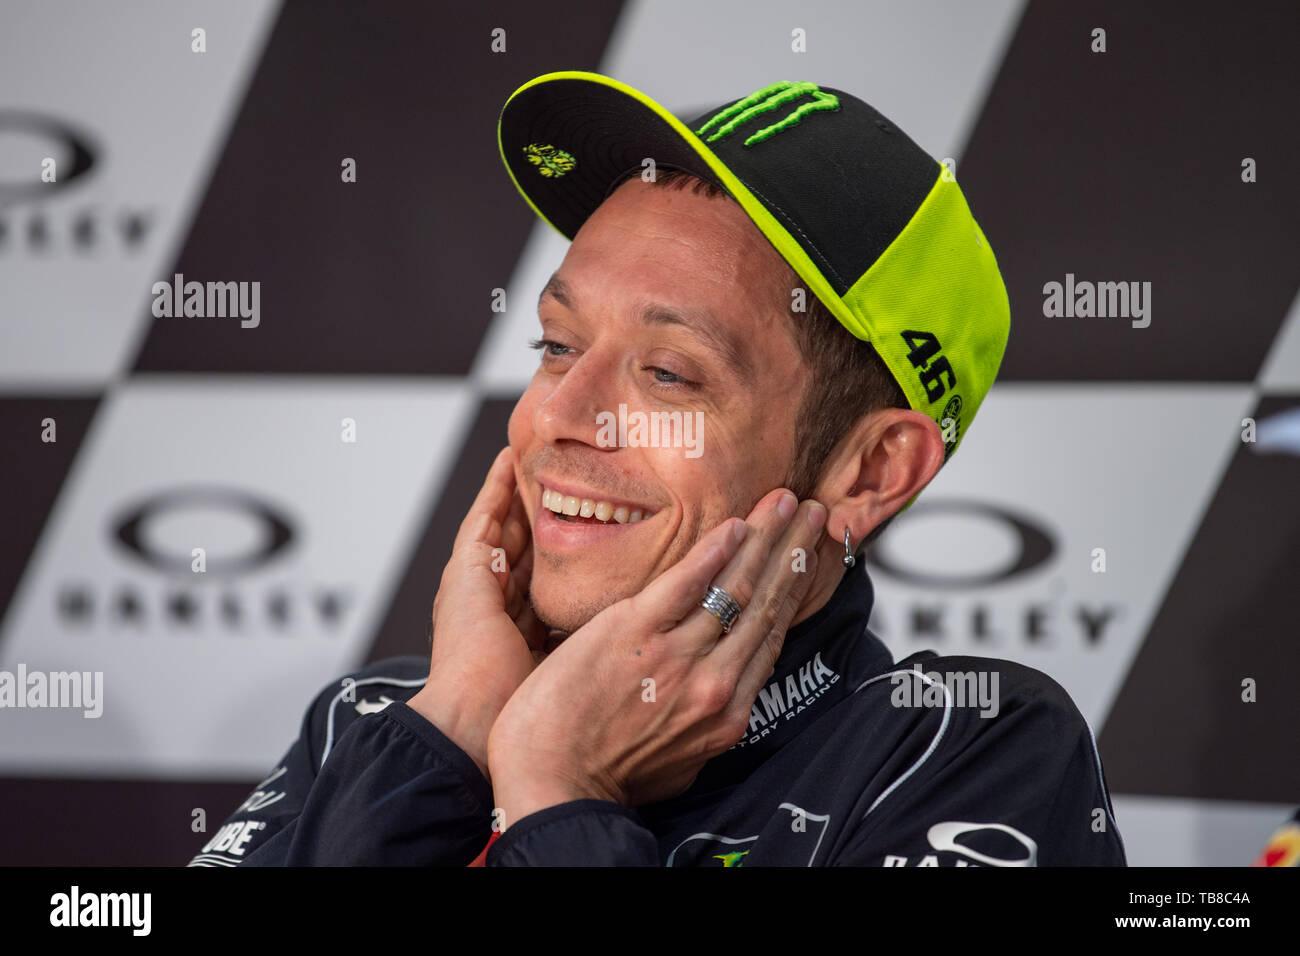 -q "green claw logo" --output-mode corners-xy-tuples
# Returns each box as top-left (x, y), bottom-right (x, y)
(523, 143), (576, 178)
(696, 80), (839, 147)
